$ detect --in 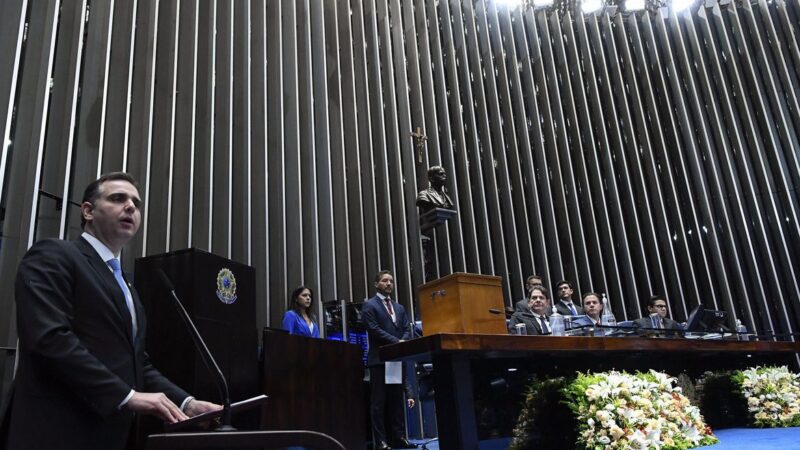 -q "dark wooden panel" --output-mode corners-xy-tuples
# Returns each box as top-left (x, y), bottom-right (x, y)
(261, 330), (366, 450)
